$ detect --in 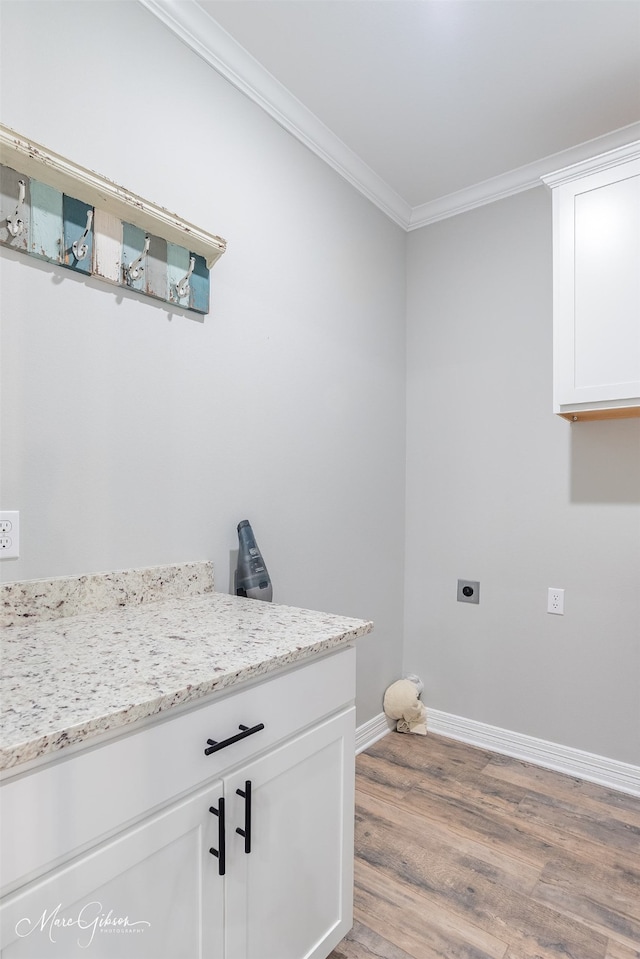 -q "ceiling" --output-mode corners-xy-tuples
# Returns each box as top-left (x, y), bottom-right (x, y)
(143, 0), (640, 228)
